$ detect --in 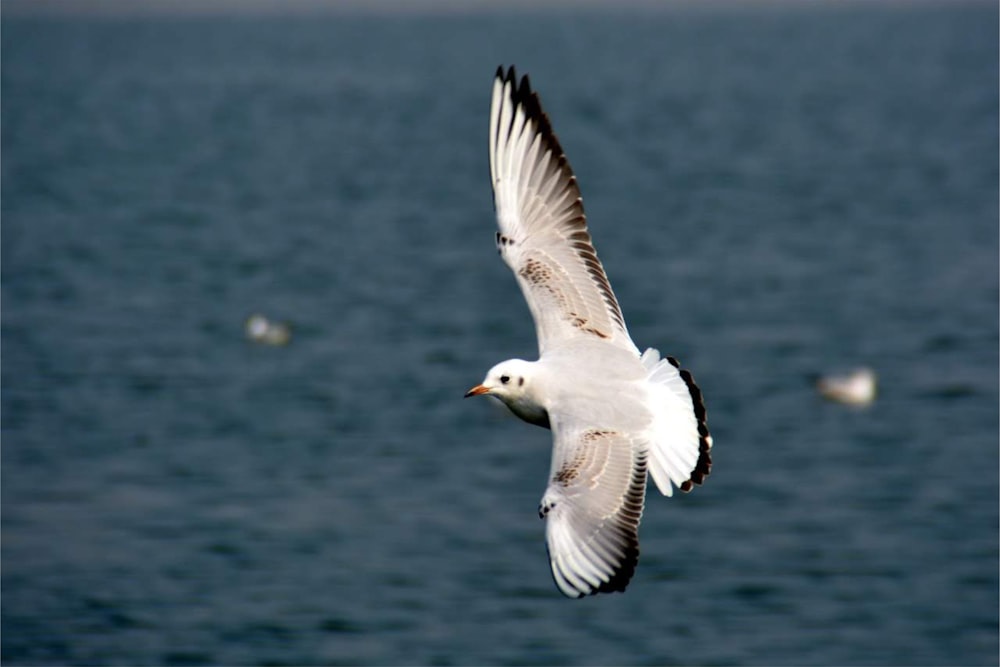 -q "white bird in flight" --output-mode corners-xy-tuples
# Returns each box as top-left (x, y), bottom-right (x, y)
(466, 66), (713, 598)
